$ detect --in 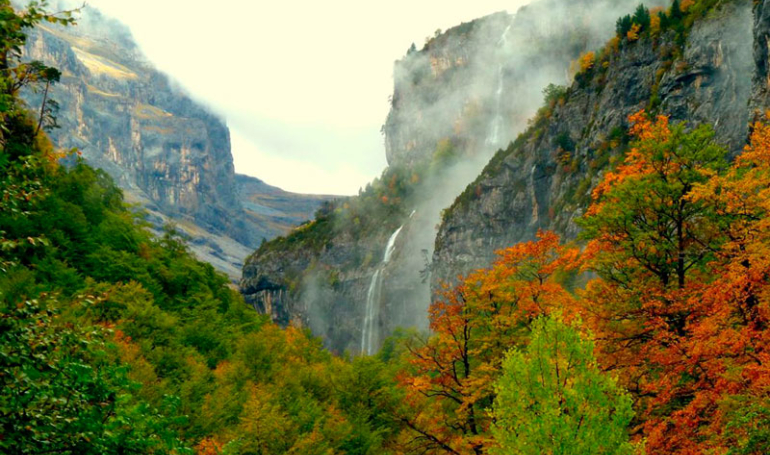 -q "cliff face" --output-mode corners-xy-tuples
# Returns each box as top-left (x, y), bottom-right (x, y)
(240, 221), (422, 351)
(236, 174), (334, 242)
(384, 0), (668, 170)
(25, 16), (243, 237)
(241, 0), (667, 354)
(433, 0), (757, 290)
(752, 0), (770, 111)
(22, 9), (329, 279)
